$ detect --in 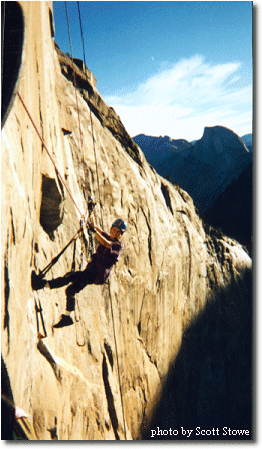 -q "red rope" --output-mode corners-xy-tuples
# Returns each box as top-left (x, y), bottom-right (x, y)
(16, 91), (84, 218)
